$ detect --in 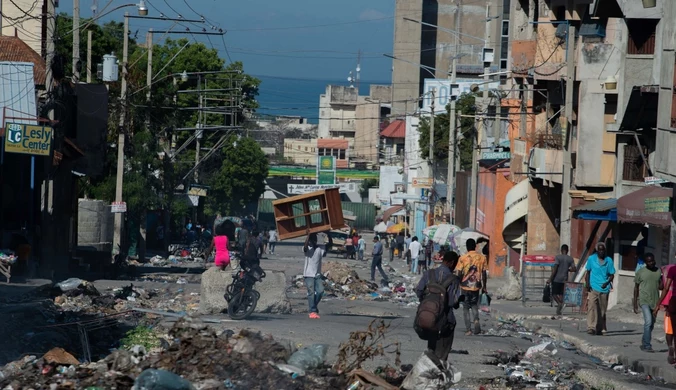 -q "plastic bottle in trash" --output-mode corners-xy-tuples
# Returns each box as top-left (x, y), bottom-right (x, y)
(287, 344), (329, 370)
(346, 380), (361, 390)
